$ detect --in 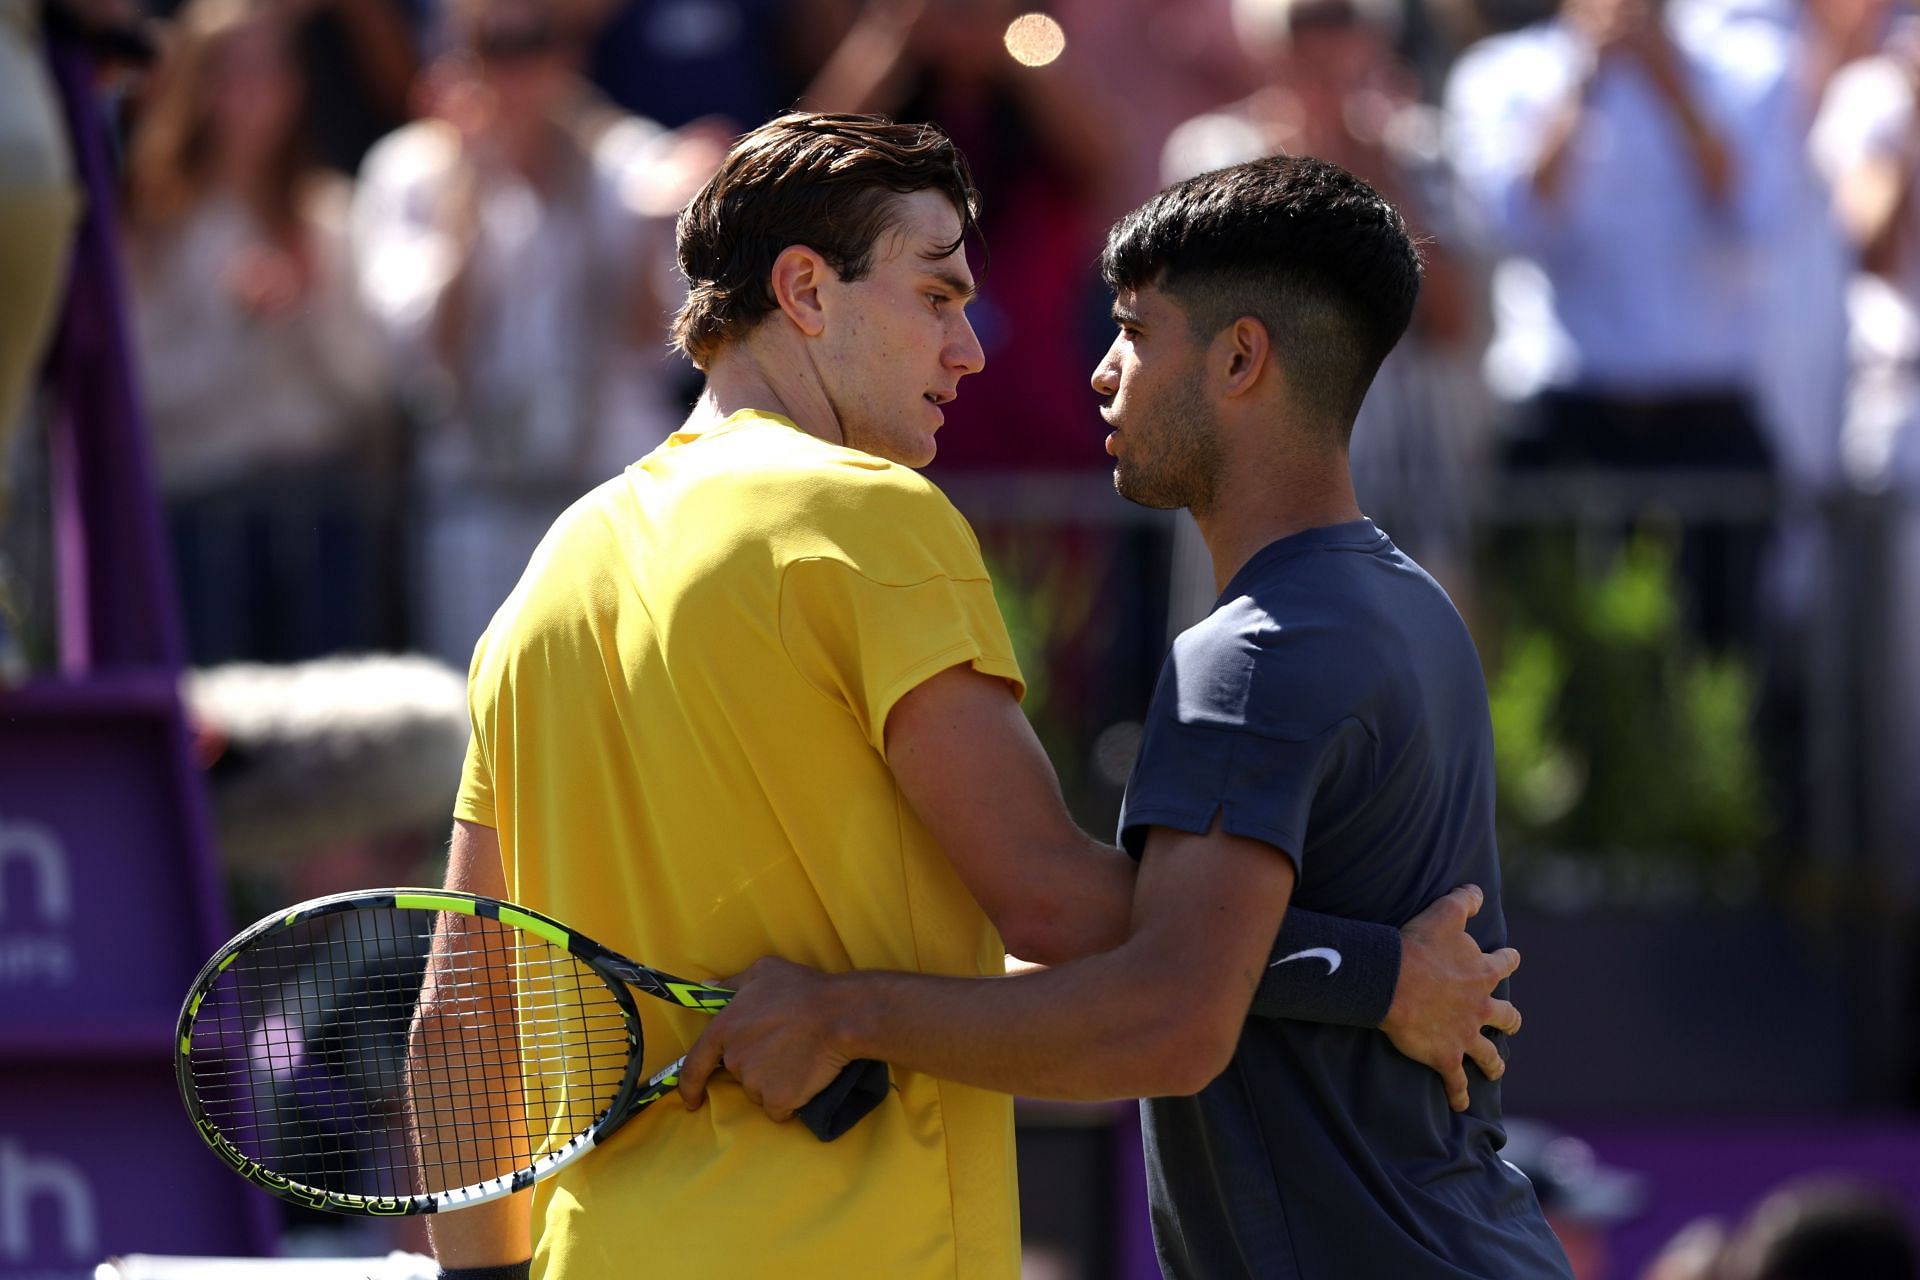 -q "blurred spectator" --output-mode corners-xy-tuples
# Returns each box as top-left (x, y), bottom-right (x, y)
(1714, 0), (1883, 851)
(124, 0), (396, 664)
(578, 0), (835, 133)
(1503, 1118), (1649, 1280)
(1643, 1175), (1919, 1280)
(1643, 1219), (1734, 1280)
(0, 0), (82, 677)
(805, 0), (1124, 471)
(351, 0), (694, 667)
(1445, 0), (1796, 648)
(146, 0), (423, 175)
(1159, 0), (1489, 624)
(1721, 1176), (1919, 1280)
(1810, 13), (1920, 879)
